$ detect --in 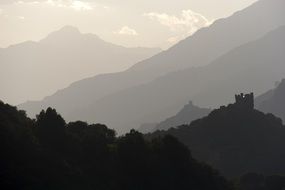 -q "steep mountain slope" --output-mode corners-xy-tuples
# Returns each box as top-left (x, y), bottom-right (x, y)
(0, 26), (160, 105)
(154, 102), (211, 132)
(130, 0), (285, 73)
(139, 101), (211, 133)
(71, 25), (285, 134)
(256, 79), (285, 122)
(149, 94), (285, 177)
(20, 0), (285, 120)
